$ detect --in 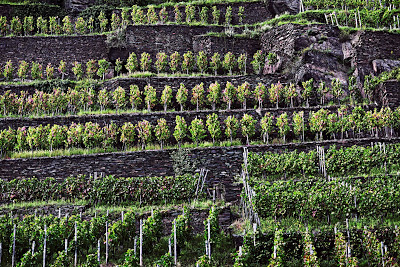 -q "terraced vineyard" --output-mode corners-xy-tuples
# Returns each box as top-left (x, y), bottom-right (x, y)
(1, 0), (400, 265)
